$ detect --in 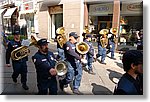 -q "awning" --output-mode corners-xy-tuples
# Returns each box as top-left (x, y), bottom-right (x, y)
(3, 7), (17, 18)
(0, 8), (6, 14)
